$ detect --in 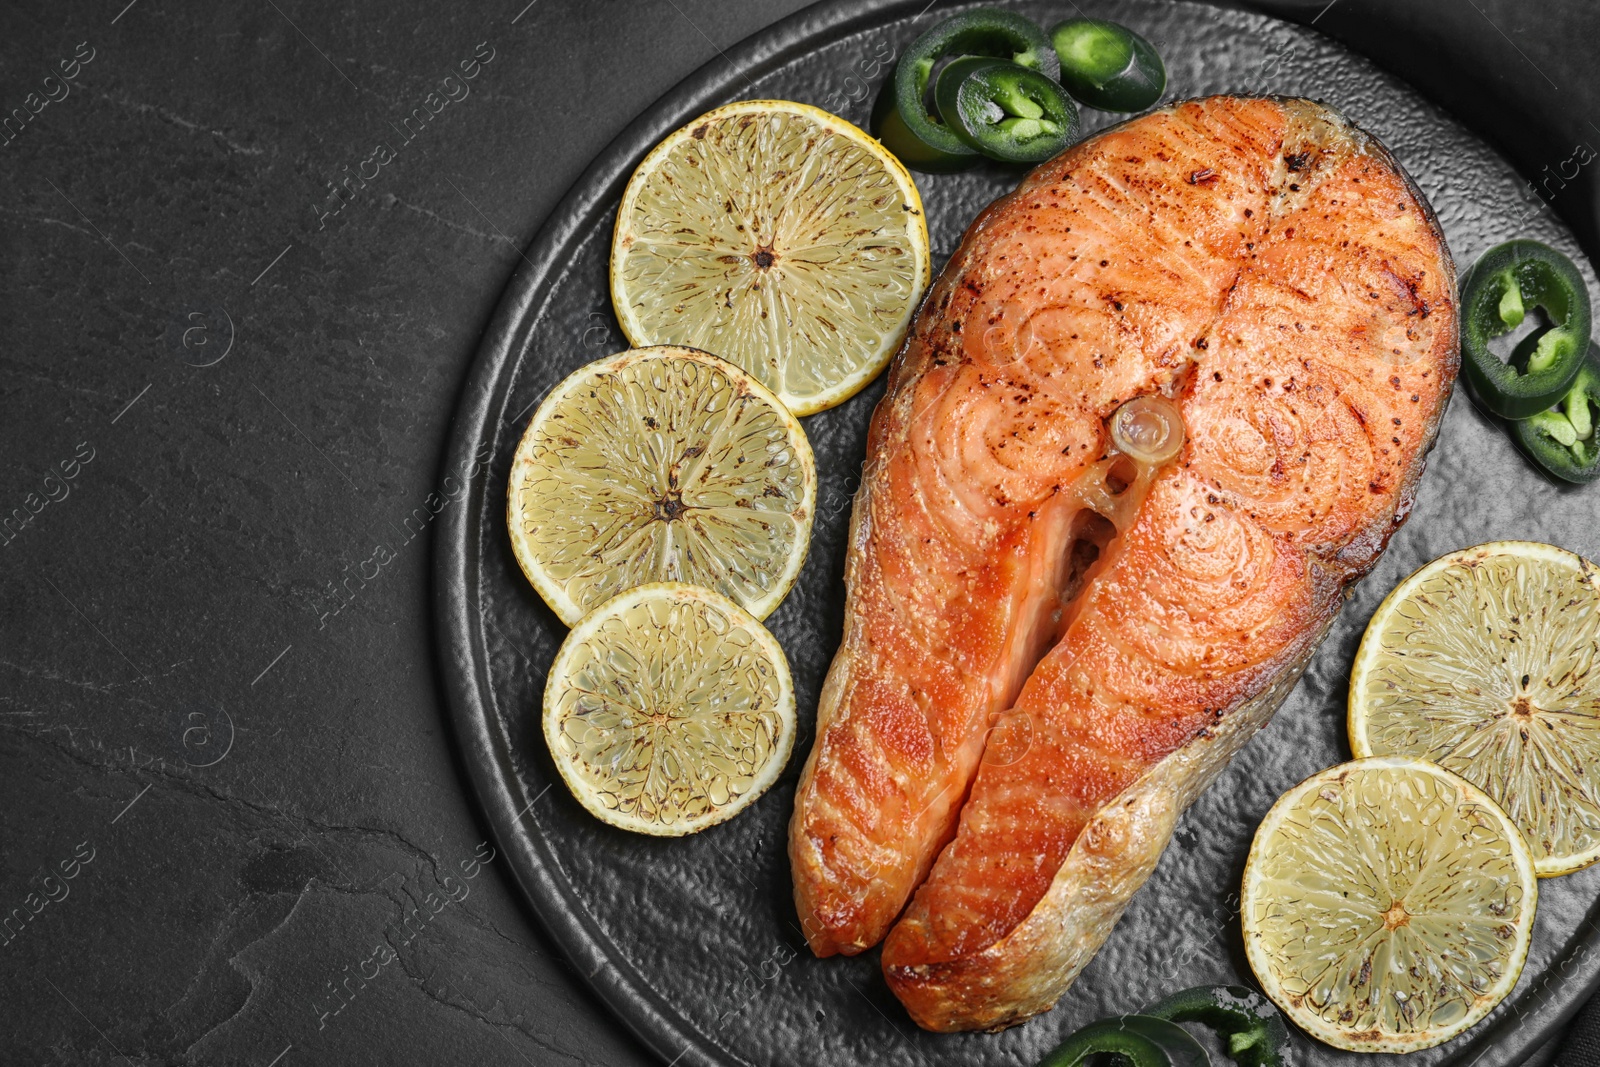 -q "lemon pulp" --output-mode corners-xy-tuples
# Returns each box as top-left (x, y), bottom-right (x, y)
(508, 346), (815, 625)
(1242, 757), (1536, 1053)
(610, 100), (930, 416)
(1349, 540), (1600, 876)
(543, 582), (795, 836)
